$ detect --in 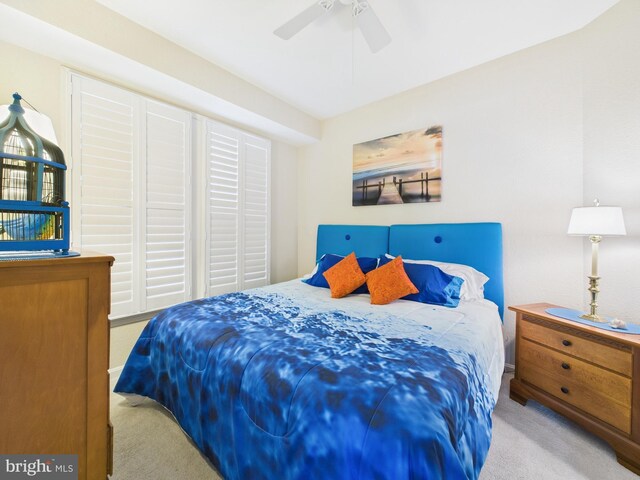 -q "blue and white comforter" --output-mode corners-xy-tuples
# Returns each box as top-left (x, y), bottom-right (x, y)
(115, 280), (504, 480)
